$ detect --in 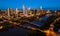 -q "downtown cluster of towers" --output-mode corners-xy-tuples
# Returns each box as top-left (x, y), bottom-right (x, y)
(1, 5), (58, 19)
(7, 5), (44, 18)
